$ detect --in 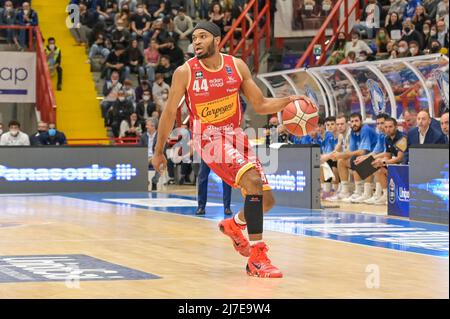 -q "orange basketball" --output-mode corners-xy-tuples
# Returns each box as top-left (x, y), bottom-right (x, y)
(282, 97), (320, 137)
